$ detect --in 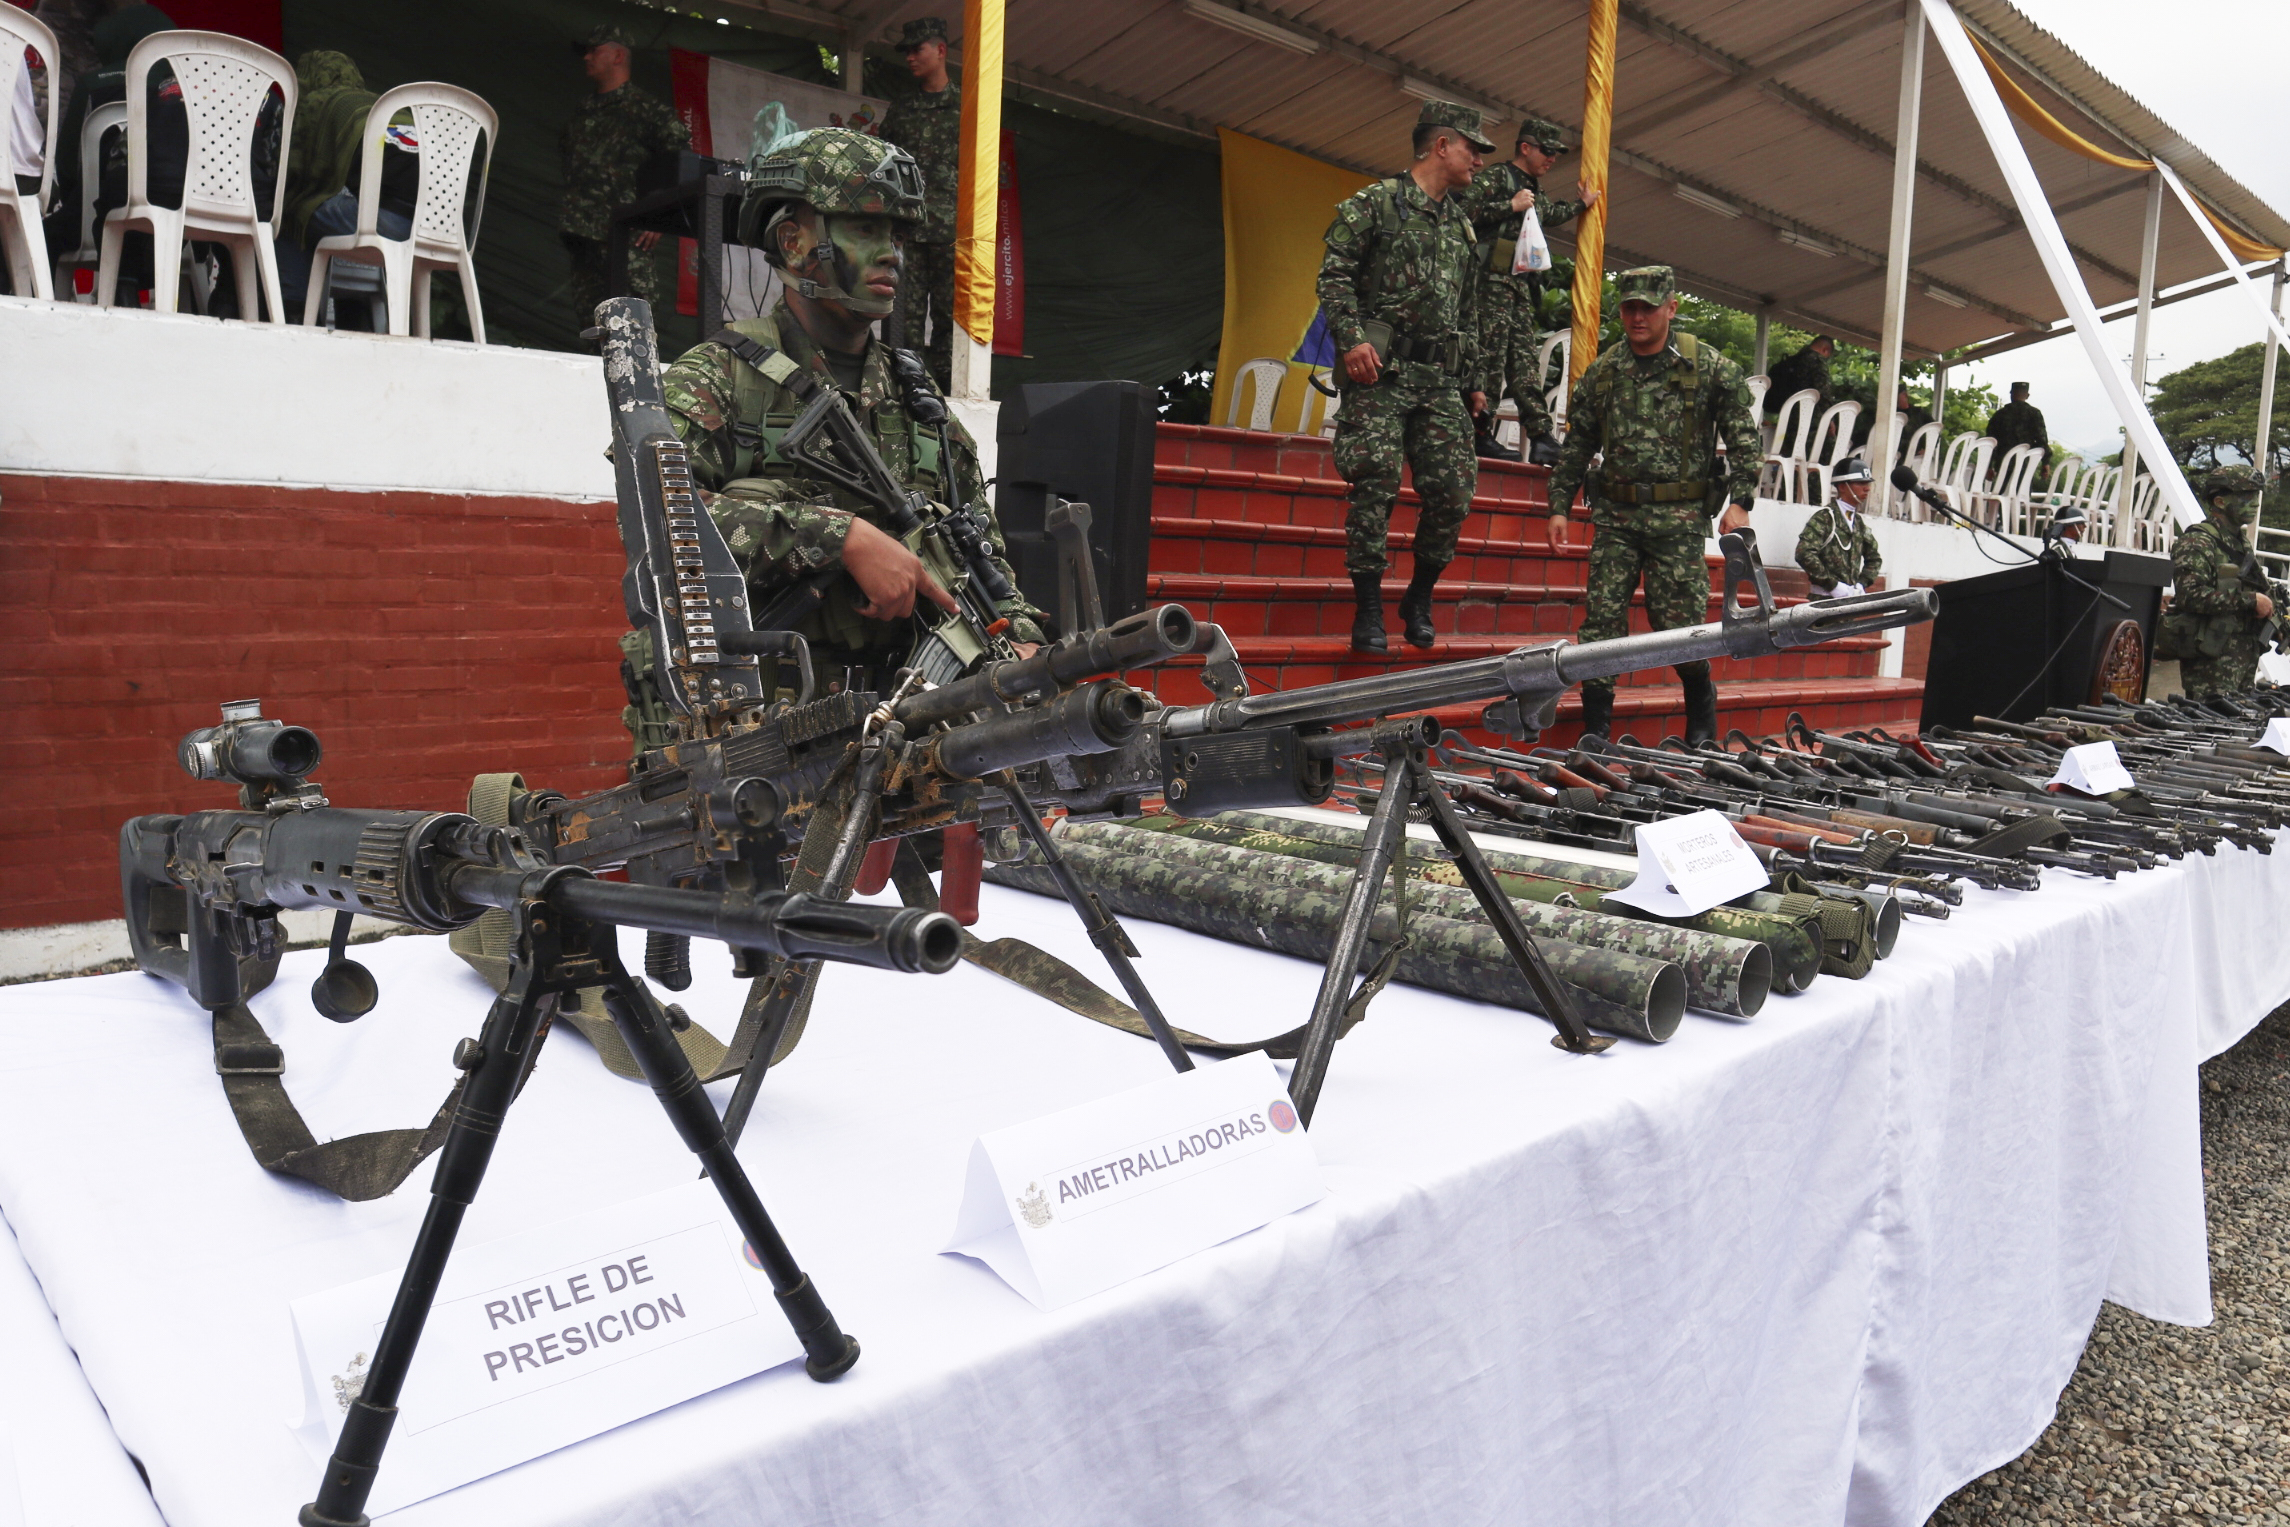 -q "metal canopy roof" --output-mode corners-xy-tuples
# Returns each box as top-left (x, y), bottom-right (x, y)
(732, 0), (2289, 360)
